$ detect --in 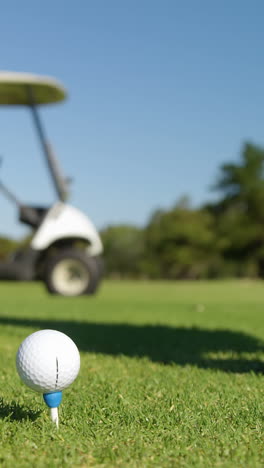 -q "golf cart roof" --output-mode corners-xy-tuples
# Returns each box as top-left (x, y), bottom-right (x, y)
(0, 71), (67, 105)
